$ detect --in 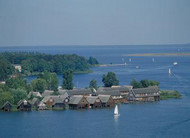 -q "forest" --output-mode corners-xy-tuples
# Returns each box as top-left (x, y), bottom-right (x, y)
(0, 52), (99, 80)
